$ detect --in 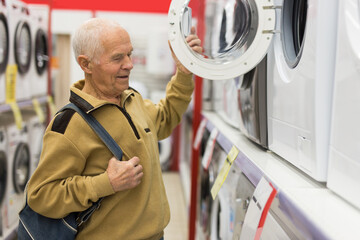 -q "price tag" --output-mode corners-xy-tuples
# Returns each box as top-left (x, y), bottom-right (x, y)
(201, 128), (219, 170)
(211, 145), (239, 199)
(5, 64), (17, 103)
(193, 118), (208, 150)
(9, 102), (23, 129)
(47, 95), (57, 116)
(239, 177), (277, 240)
(32, 98), (45, 123)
